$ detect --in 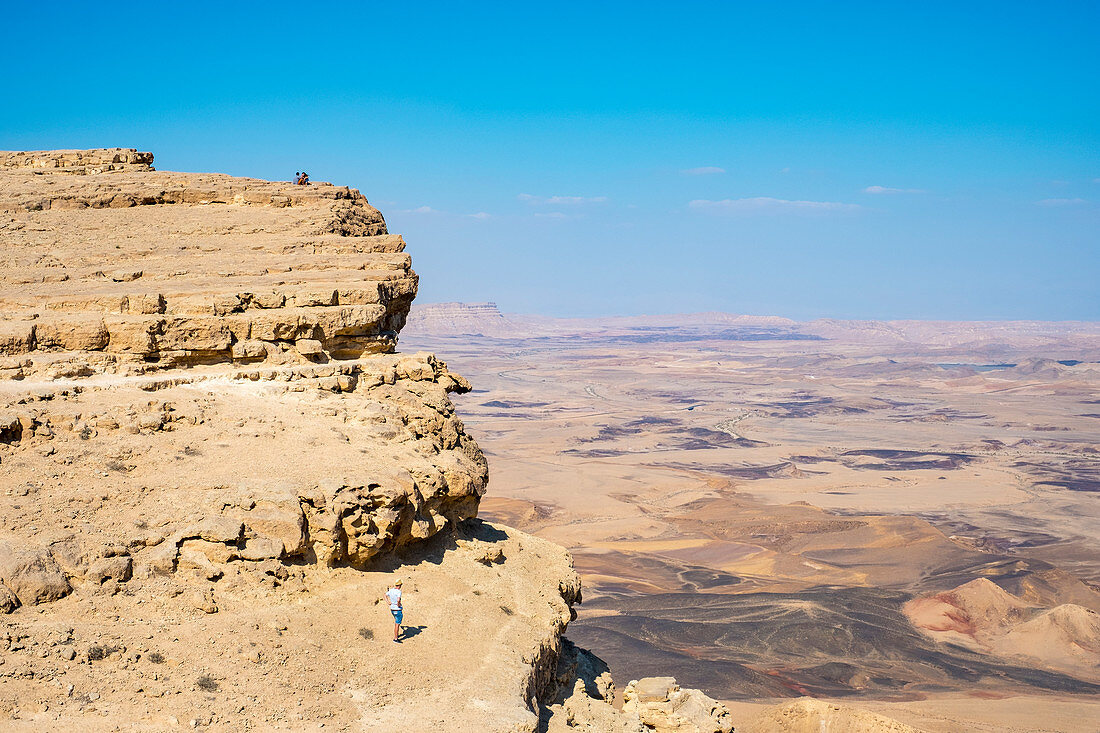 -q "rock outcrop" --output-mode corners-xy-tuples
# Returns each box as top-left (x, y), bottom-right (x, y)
(0, 148), (154, 174)
(541, 643), (733, 733)
(621, 677), (734, 733)
(1, 148), (405, 368)
(0, 150), (480, 614)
